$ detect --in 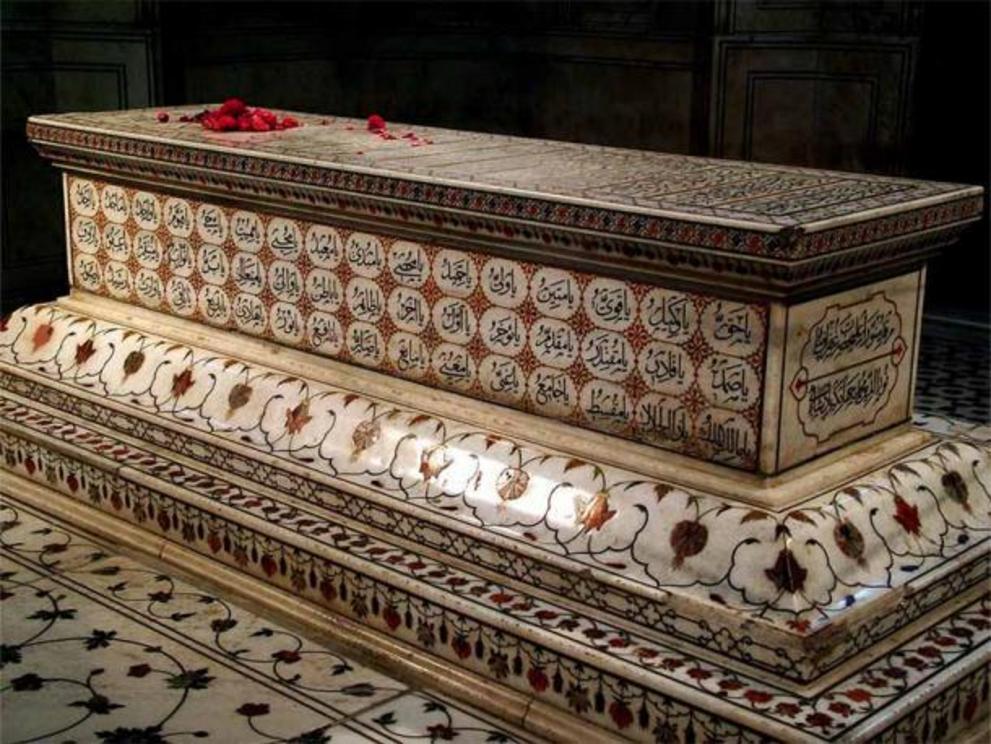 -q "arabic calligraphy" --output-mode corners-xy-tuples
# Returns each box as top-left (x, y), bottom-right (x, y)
(791, 289), (908, 444)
